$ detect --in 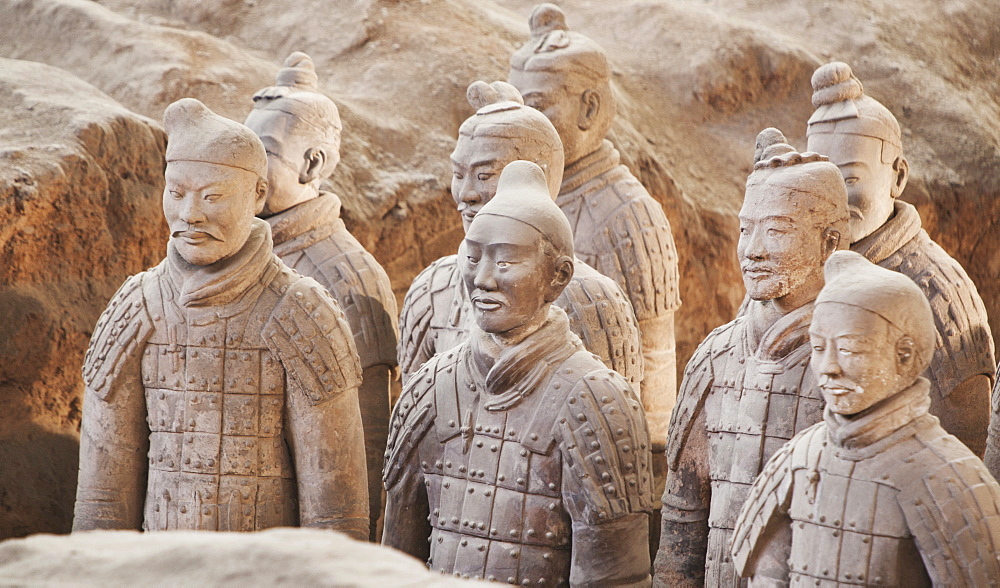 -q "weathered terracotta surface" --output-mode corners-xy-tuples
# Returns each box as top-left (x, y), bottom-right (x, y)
(805, 61), (995, 460)
(398, 80), (642, 395)
(245, 51), (398, 541)
(384, 161), (653, 585)
(654, 137), (849, 587)
(509, 4), (680, 453)
(0, 528), (482, 586)
(0, 58), (167, 539)
(732, 251), (1000, 586)
(73, 98), (369, 538)
(2, 0), (1000, 540)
